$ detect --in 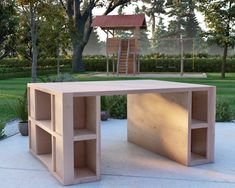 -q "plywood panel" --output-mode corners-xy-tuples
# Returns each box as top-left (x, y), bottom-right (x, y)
(28, 80), (214, 97)
(106, 38), (120, 54)
(128, 92), (190, 165)
(53, 136), (64, 178)
(74, 97), (86, 129)
(54, 94), (63, 135)
(74, 140), (97, 173)
(29, 121), (36, 152)
(87, 140), (97, 173)
(207, 87), (216, 163)
(95, 96), (101, 180)
(192, 91), (208, 122)
(129, 38), (137, 53)
(127, 54), (134, 74)
(73, 96), (98, 132)
(74, 141), (86, 168)
(61, 93), (74, 184)
(29, 88), (36, 118)
(191, 128), (207, 157)
(35, 90), (51, 120)
(27, 87), (31, 117)
(86, 97), (98, 132)
(35, 126), (52, 155)
(51, 95), (55, 131)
